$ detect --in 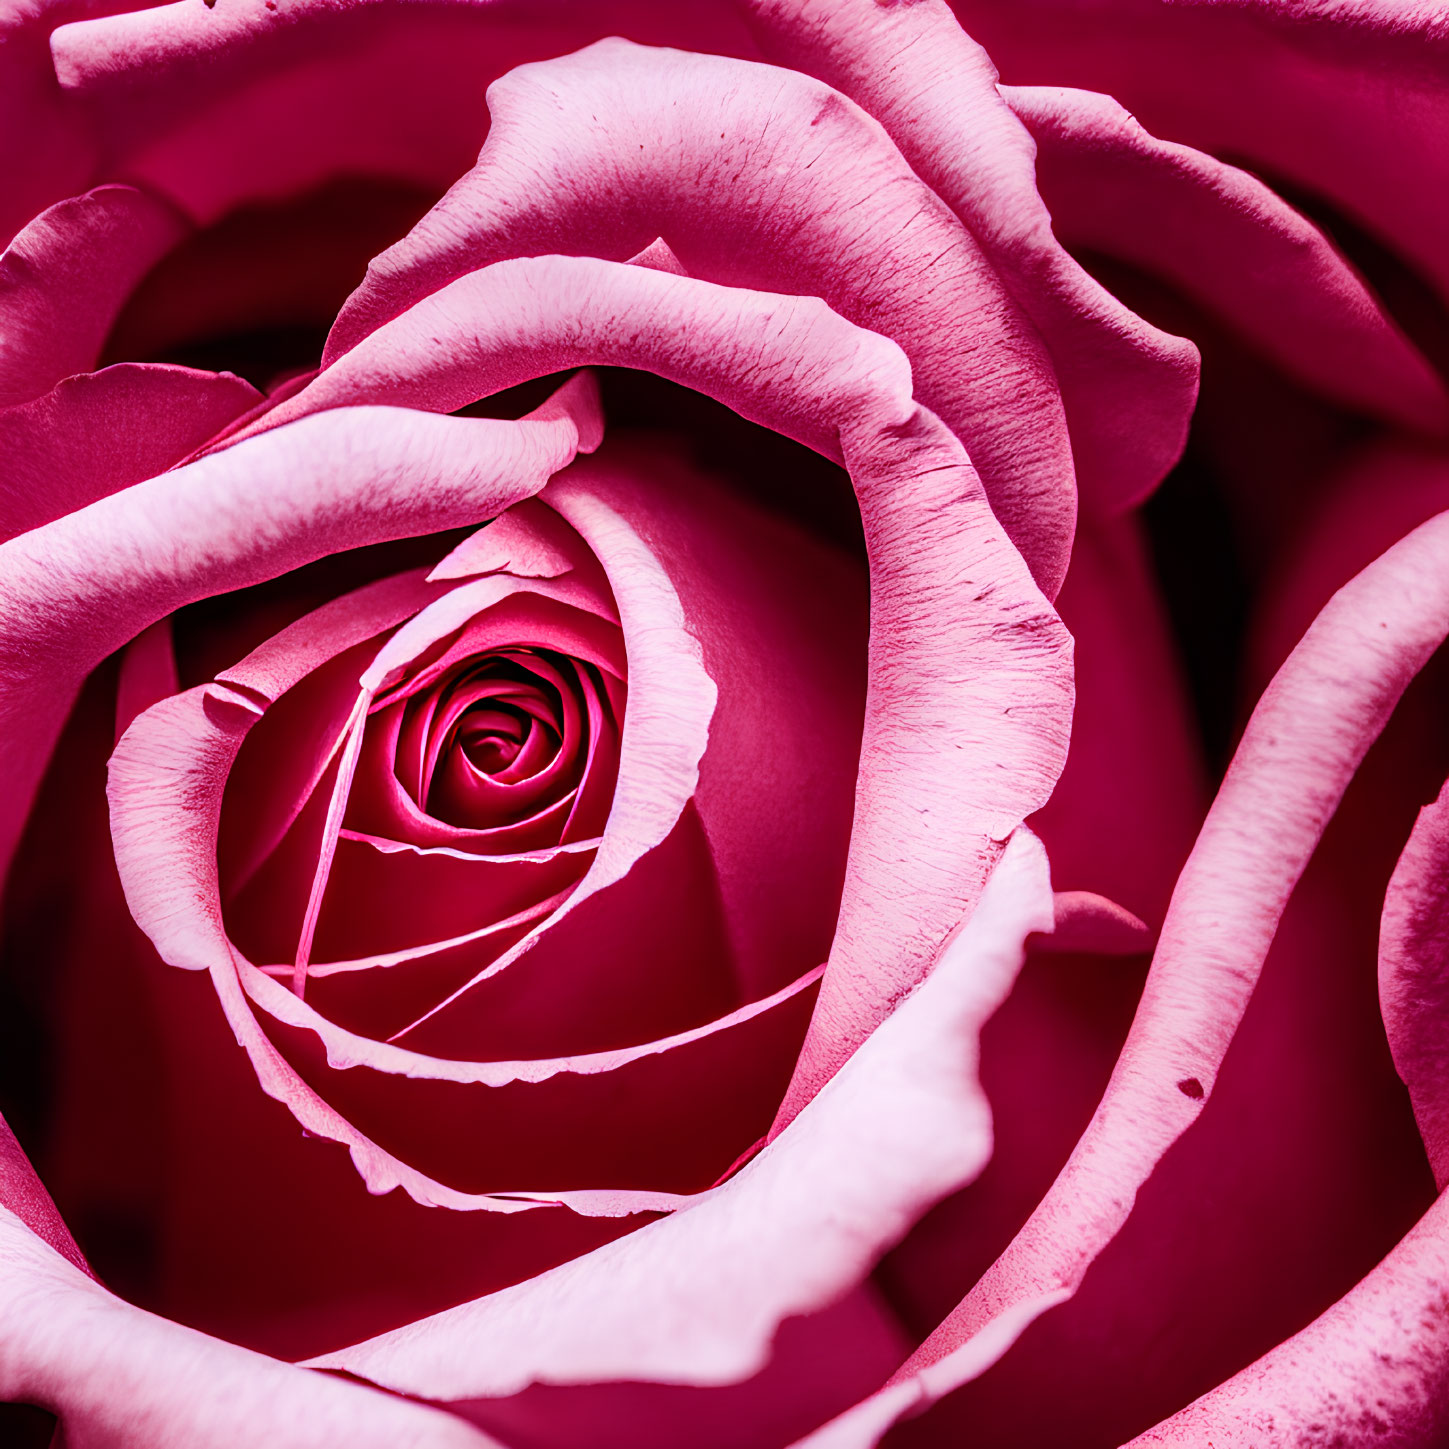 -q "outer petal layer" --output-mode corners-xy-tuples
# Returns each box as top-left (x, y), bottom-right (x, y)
(306, 831), (1053, 1399)
(894, 508), (1449, 1389)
